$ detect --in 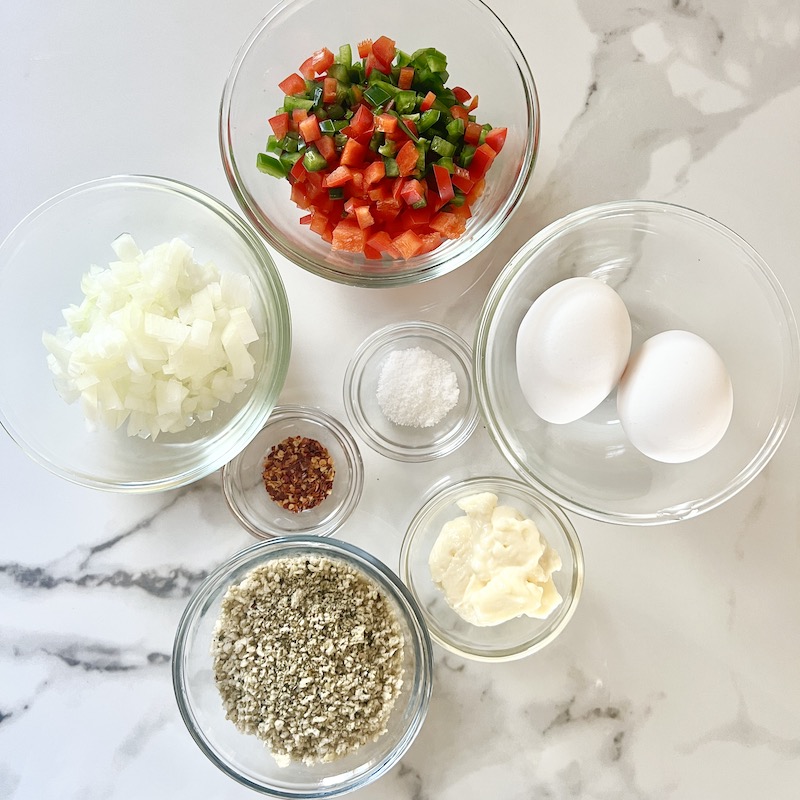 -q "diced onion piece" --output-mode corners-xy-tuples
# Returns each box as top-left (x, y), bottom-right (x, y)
(42, 236), (262, 440)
